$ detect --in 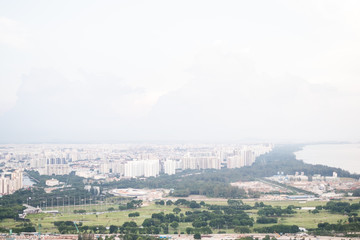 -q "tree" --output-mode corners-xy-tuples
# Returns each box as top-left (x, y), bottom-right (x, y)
(234, 226), (251, 233)
(312, 209), (319, 214)
(189, 201), (201, 208)
(186, 227), (194, 234)
(263, 235), (271, 240)
(194, 233), (201, 239)
(109, 225), (118, 234)
(170, 221), (179, 230)
(129, 212), (140, 217)
(173, 207), (181, 214)
(156, 200), (165, 205)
